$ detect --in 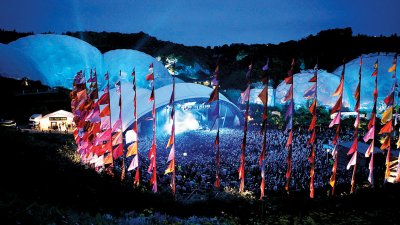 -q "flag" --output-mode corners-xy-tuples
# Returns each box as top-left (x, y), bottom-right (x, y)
(329, 112), (341, 128)
(283, 86), (293, 103)
(285, 118), (292, 132)
(127, 155), (138, 171)
(368, 113), (376, 130)
(284, 76), (293, 84)
(165, 159), (175, 174)
(245, 63), (252, 79)
(112, 132), (122, 146)
(262, 59), (269, 71)
(379, 122), (392, 134)
(115, 81), (121, 94)
(380, 136), (390, 150)
(146, 72), (154, 81)
(286, 130), (293, 148)
(384, 92), (394, 106)
(166, 132), (174, 148)
(331, 95), (342, 114)
(368, 154), (374, 184)
(240, 85), (251, 104)
(347, 138), (358, 155)
(363, 126), (375, 142)
(207, 86), (219, 103)
(308, 116), (317, 131)
(381, 106), (393, 124)
(285, 101), (294, 119)
(149, 88), (154, 102)
(308, 129), (316, 145)
(346, 152), (357, 170)
(112, 119), (122, 132)
(99, 105), (110, 117)
(77, 90), (87, 101)
(112, 144), (123, 159)
(332, 77), (344, 96)
(167, 144), (175, 162)
(388, 63), (396, 73)
(304, 83), (317, 99)
(104, 153), (113, 165)
(258, 86), (268, 105)
(126, 142), (138, 157)
(354, 114), (360, 128)
(98, 92), (109, 105)
(365, 140), (374, 157)
(125, 129), (137, 144)
(309, 99), (317, 114)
